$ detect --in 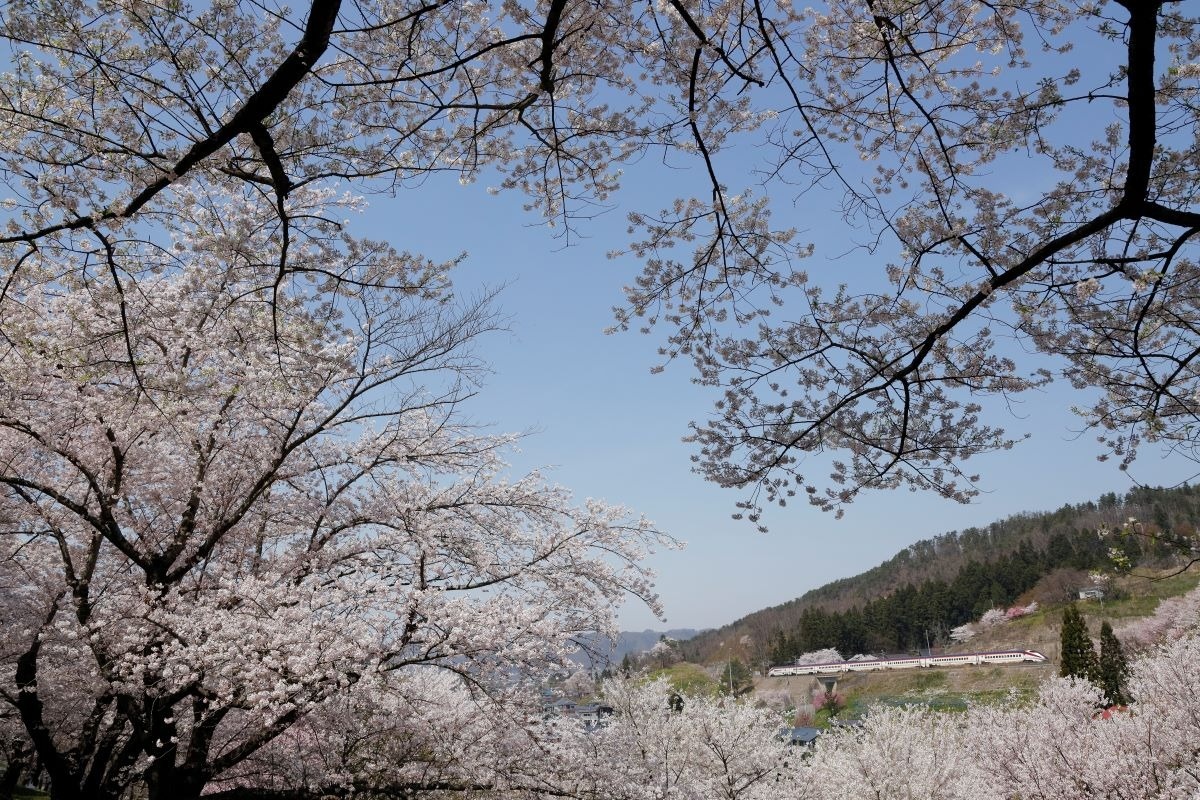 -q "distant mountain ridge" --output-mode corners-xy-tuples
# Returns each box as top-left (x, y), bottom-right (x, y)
(616, 628), (702, 659)
(574, 628), (703, 669)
